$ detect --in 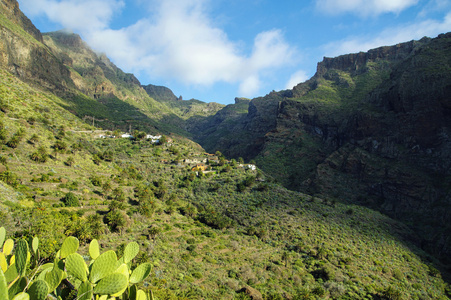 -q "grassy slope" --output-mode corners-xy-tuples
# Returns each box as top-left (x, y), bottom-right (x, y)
(0, 67), (449, 299)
